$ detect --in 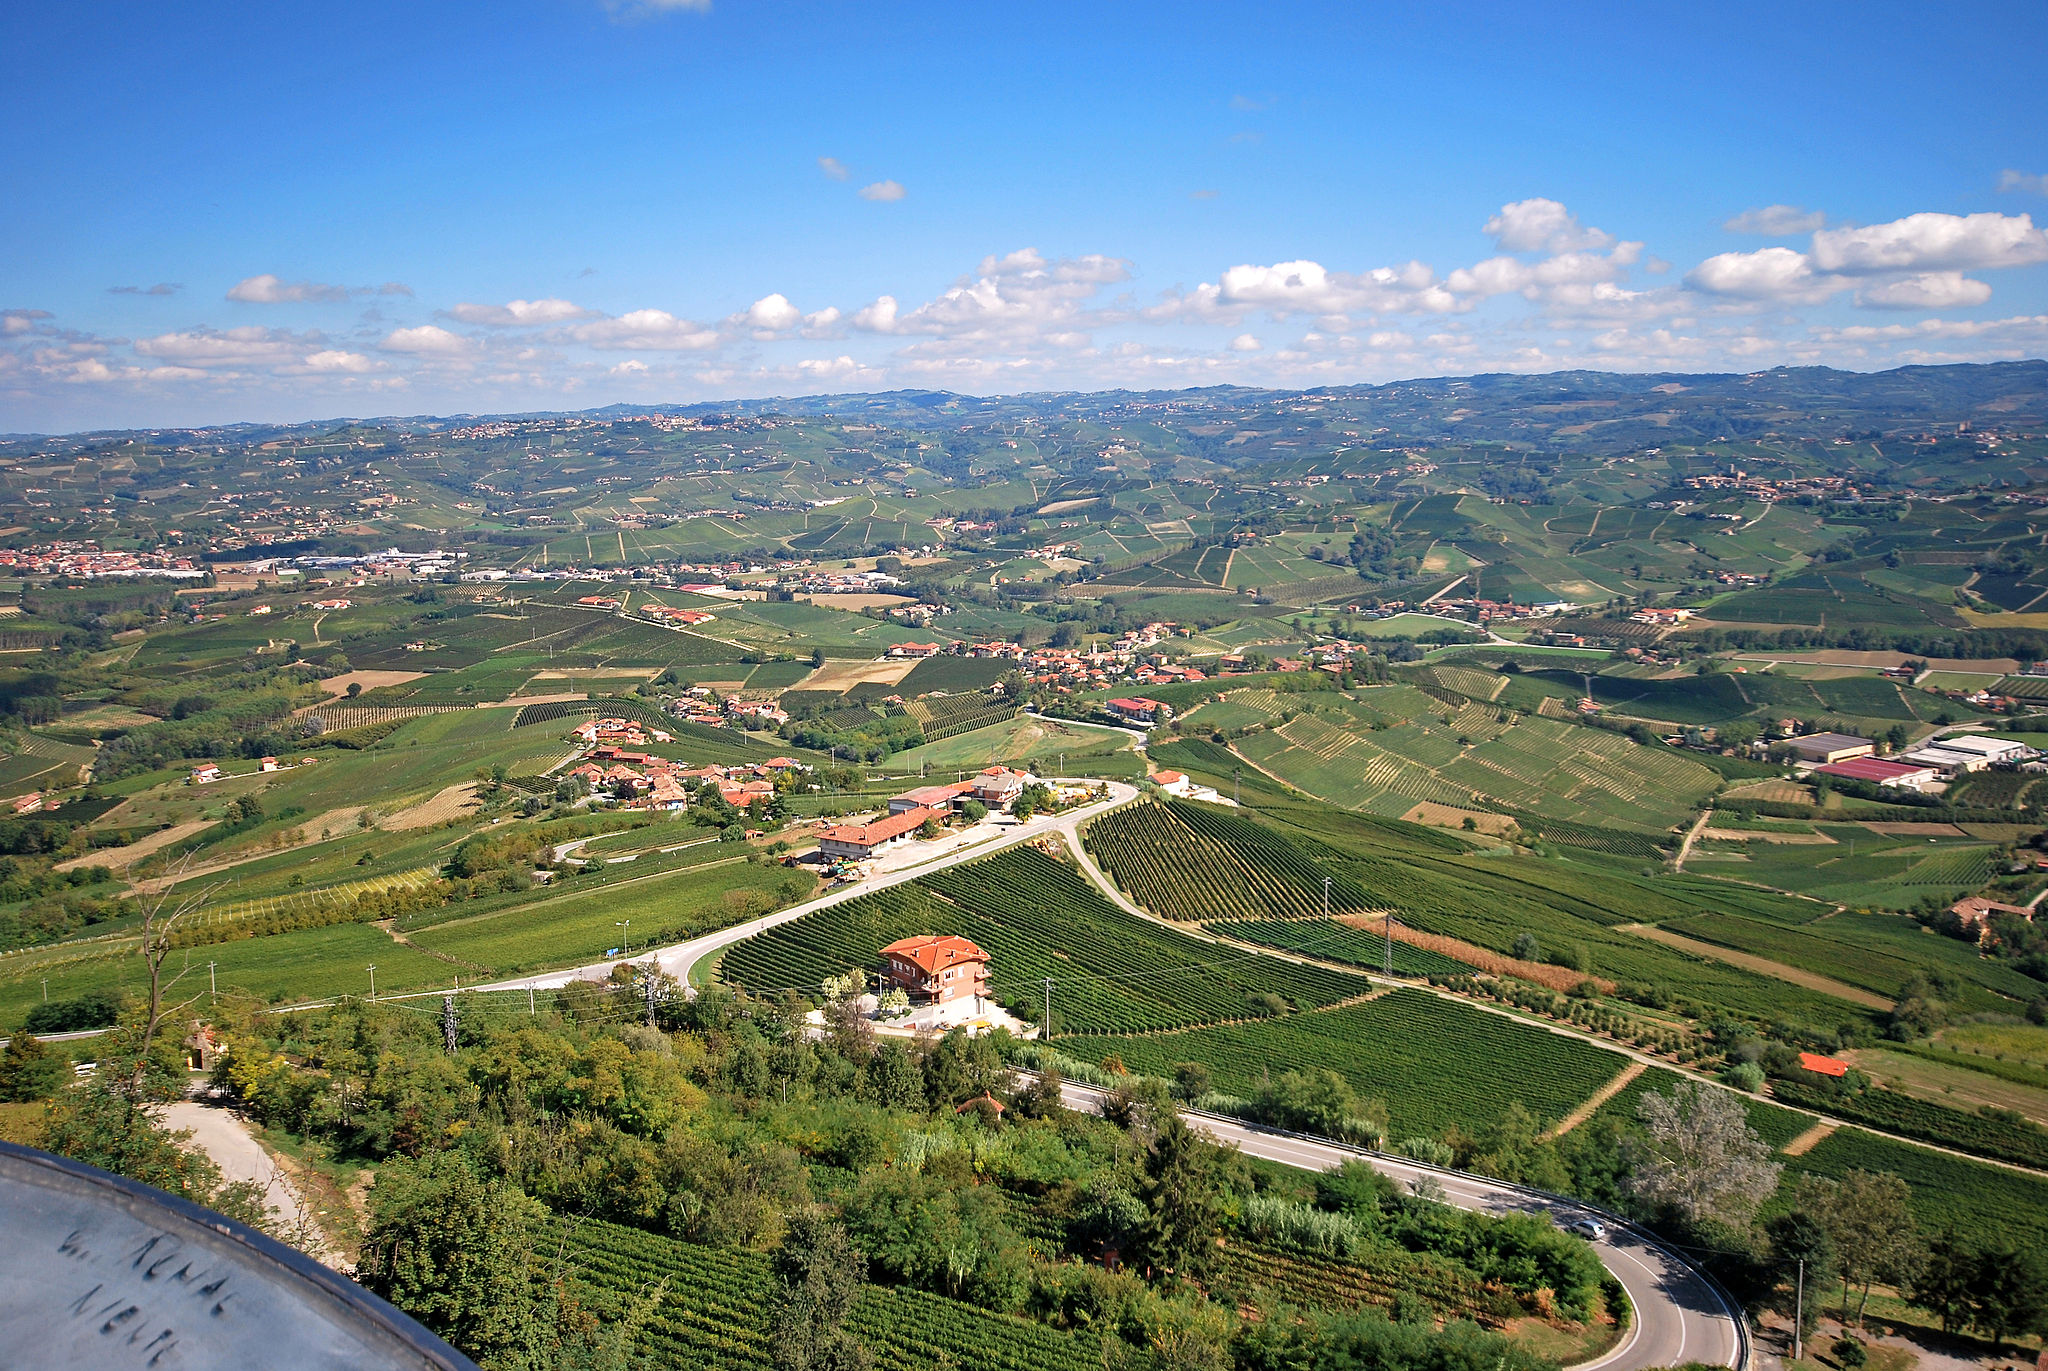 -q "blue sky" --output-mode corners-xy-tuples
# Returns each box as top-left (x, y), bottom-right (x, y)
(4, 0), (2046, 432)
